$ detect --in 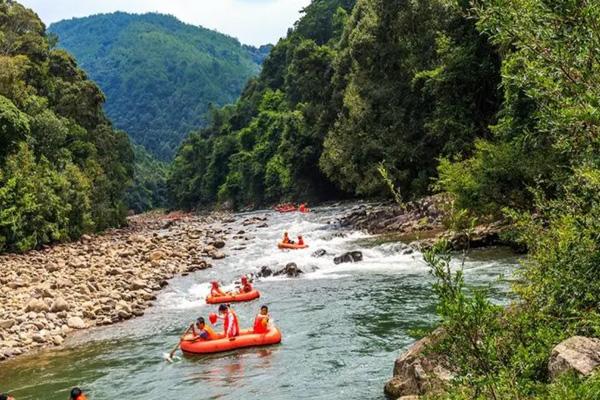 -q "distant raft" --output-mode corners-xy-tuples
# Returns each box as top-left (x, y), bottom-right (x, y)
(275, 206), (297, 213)
(277, 242), (309, 250)
(205, 289), (260, 304)
(180, 328), (282, 354)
